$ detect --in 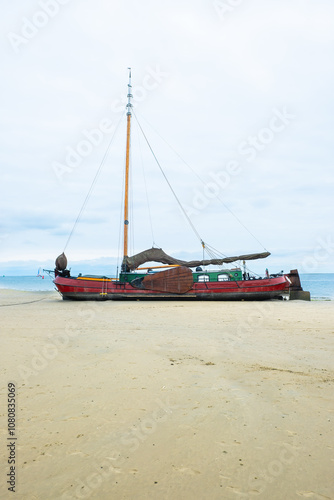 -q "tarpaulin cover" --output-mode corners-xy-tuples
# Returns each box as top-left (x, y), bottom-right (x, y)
(124, 248), (270, 271)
